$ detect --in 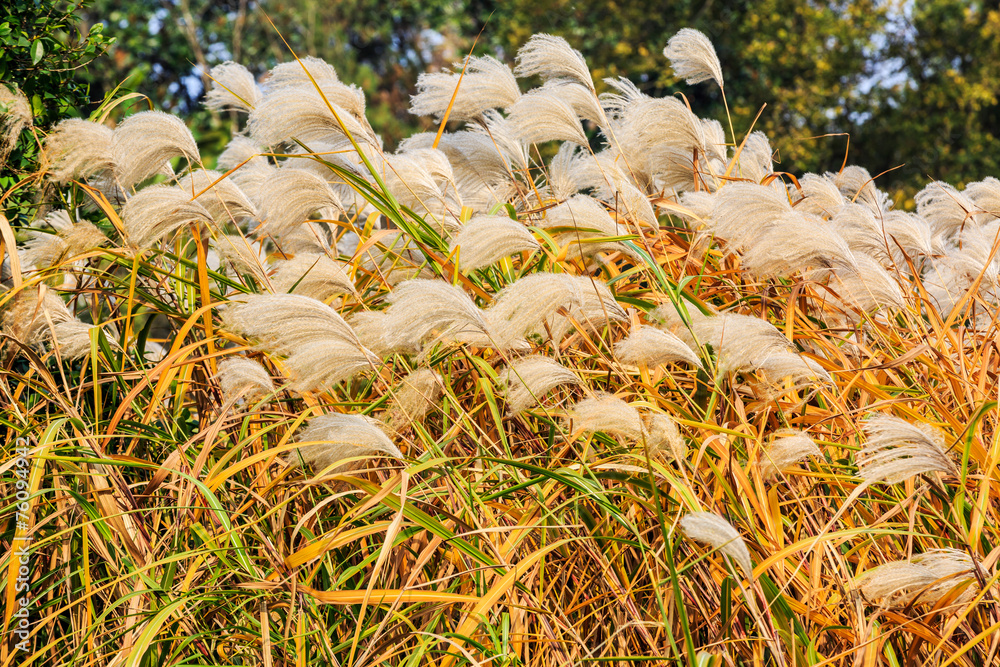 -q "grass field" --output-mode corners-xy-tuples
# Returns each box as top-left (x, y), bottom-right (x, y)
(2, 27), (999, 667)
